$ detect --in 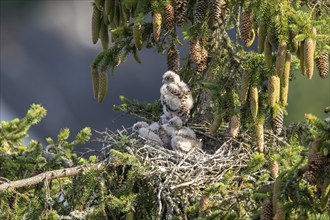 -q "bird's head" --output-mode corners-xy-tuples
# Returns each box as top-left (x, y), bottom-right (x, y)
(132, 121), (149, 131)
(168, 116), (183, 129)
(162, 71), (180, 84)
(176, 127), (196, 138)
